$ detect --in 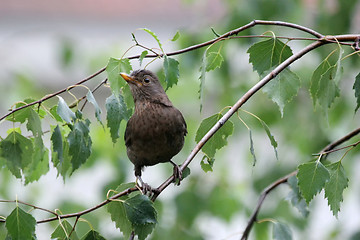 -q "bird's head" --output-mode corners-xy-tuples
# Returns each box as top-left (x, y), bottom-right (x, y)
(120, 69), (171, 104)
